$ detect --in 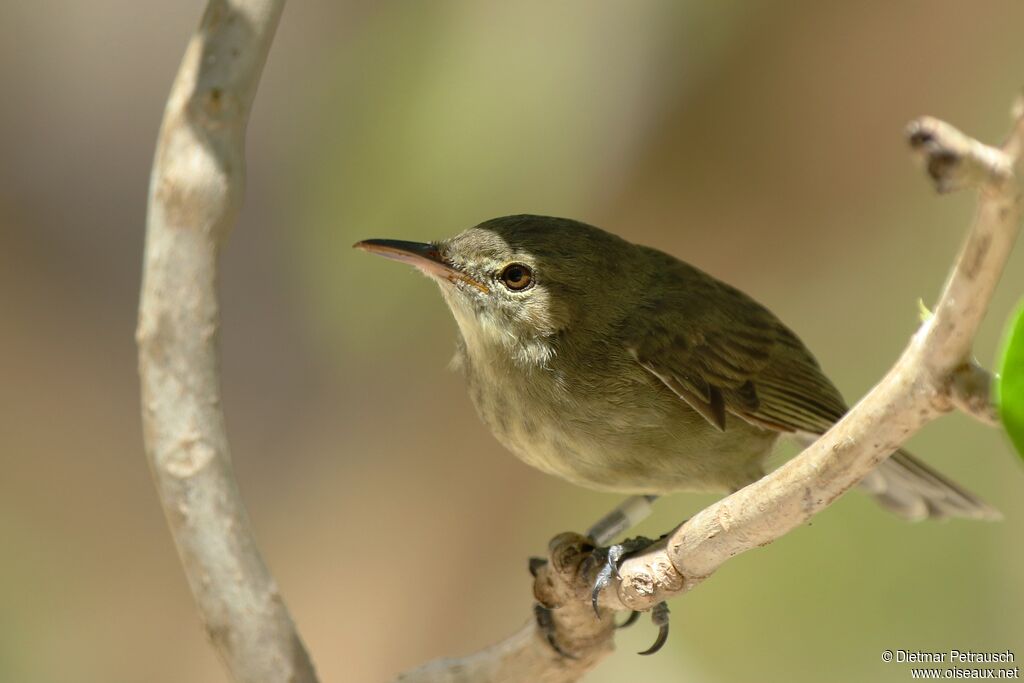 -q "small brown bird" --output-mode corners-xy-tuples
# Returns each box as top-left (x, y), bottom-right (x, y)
(356, 214), (998, 652)
(357, 215), (995, 519)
